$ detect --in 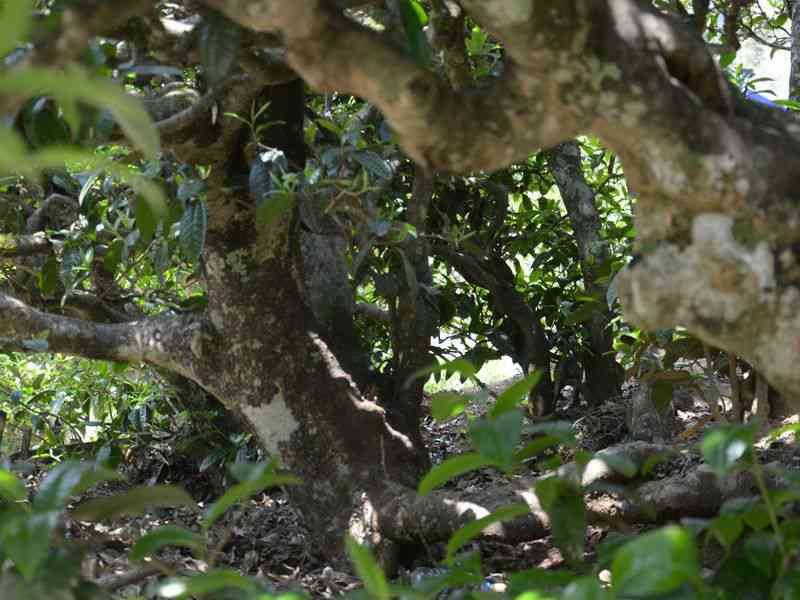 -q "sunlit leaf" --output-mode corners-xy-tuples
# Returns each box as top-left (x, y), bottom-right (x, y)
(130, 525), (206, 561)
(612, 525), (699, 597)
(346, 536), (391, 600)
(71, 484), (195, 521)
(0, 0), (32, 57)
(417, 453), (492, 496)
(445, 503), (529, 564)
(0, 67), (159, 158)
